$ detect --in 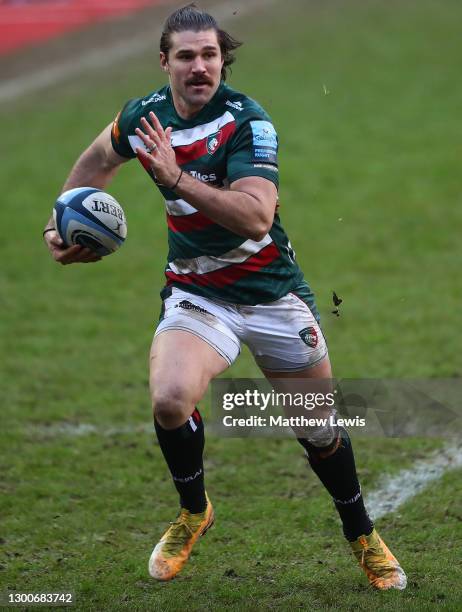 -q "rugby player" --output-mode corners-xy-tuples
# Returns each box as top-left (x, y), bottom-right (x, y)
(43, 4), (406, 590)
